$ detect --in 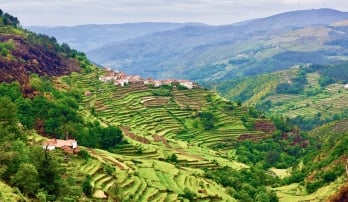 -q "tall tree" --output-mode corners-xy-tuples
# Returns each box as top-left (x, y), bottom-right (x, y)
(11, 163), (39, 196)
